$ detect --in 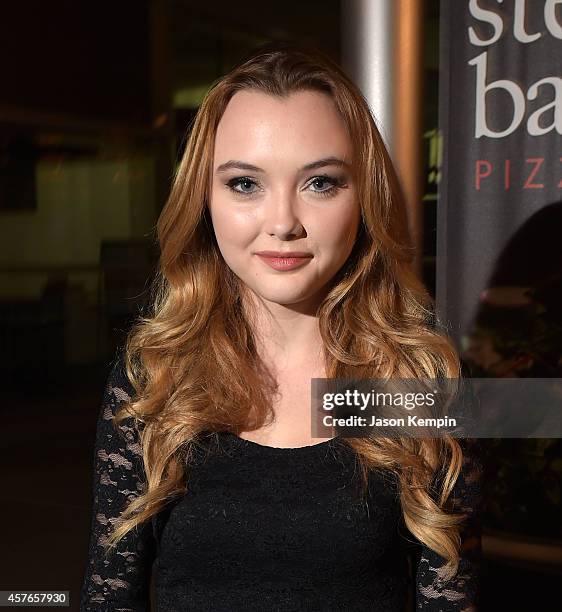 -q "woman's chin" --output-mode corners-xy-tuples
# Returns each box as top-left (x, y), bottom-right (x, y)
(245, 284), (328, 309)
